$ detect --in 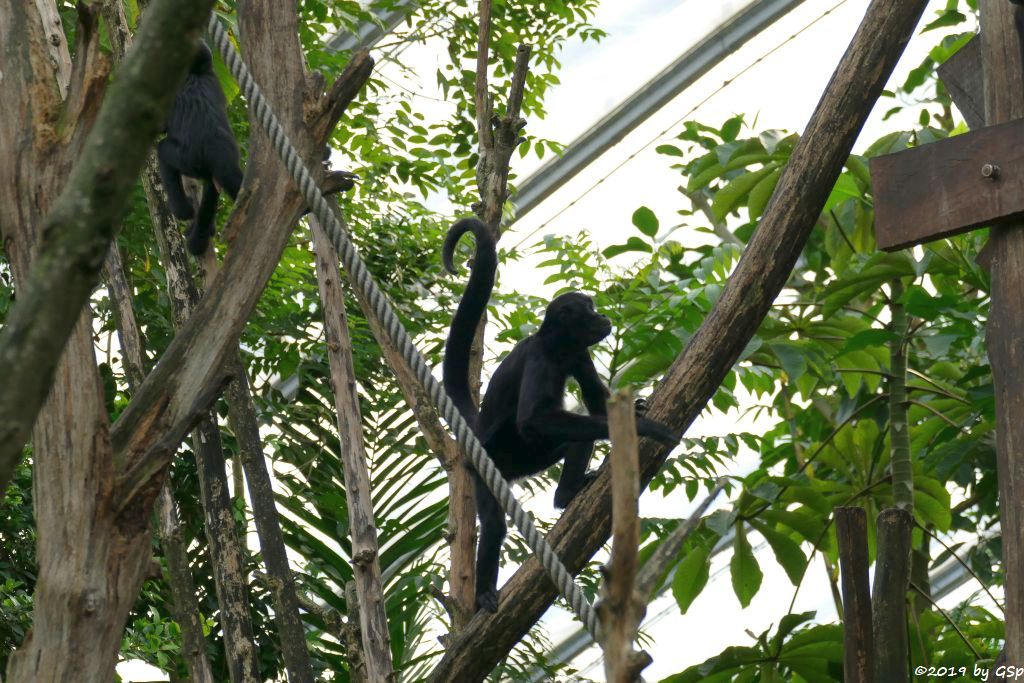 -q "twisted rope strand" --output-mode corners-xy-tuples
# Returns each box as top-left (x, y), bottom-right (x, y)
(205, 18), (599, 637)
